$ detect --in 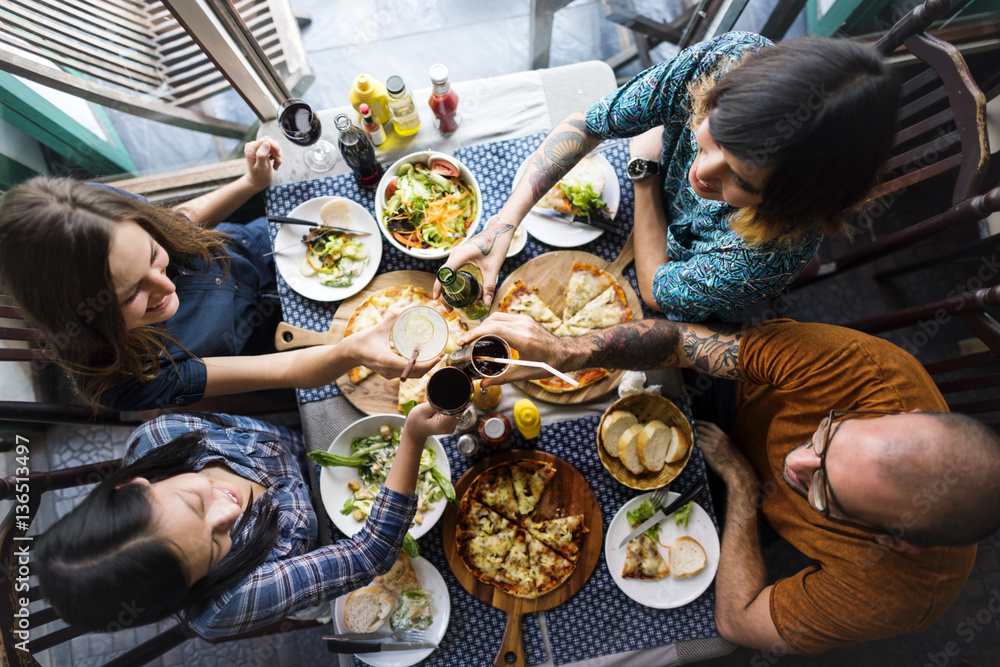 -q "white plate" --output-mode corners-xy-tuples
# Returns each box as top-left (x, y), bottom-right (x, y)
(506, 224), (528, 257)
(374, 151), (482, 260)
(272, 196), (382, 302)
(511, 152), (620, 248)
(333, 556), (451, 667)
(604, 491), (720, 609)
(318, 414), (451, 540)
